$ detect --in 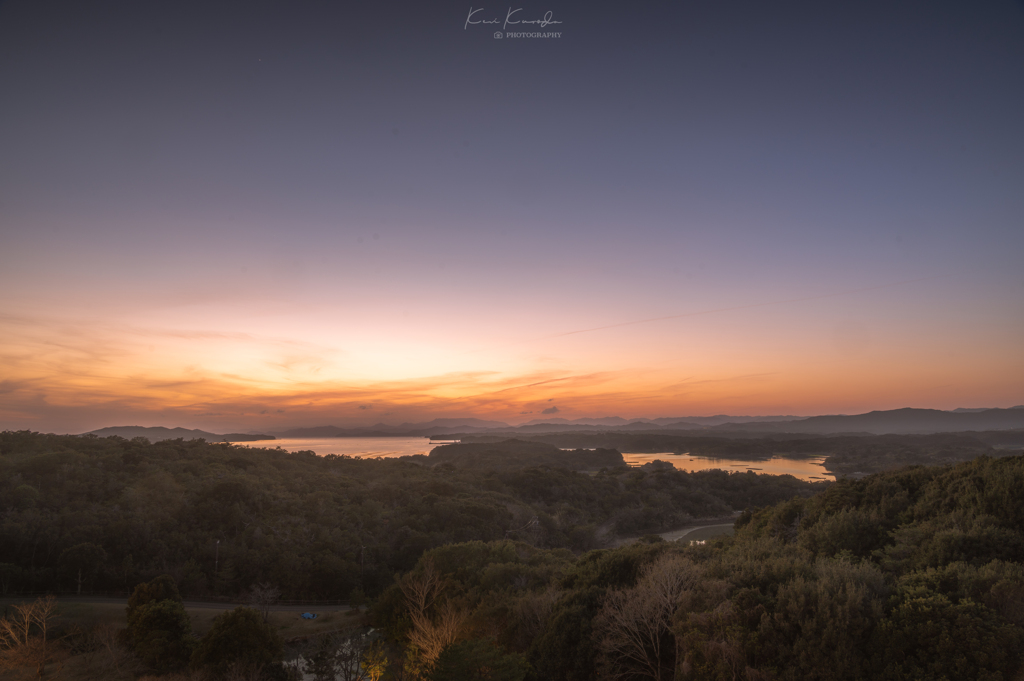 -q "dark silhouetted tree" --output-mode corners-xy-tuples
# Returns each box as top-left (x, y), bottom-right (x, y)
(191, 606), (284, 678)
